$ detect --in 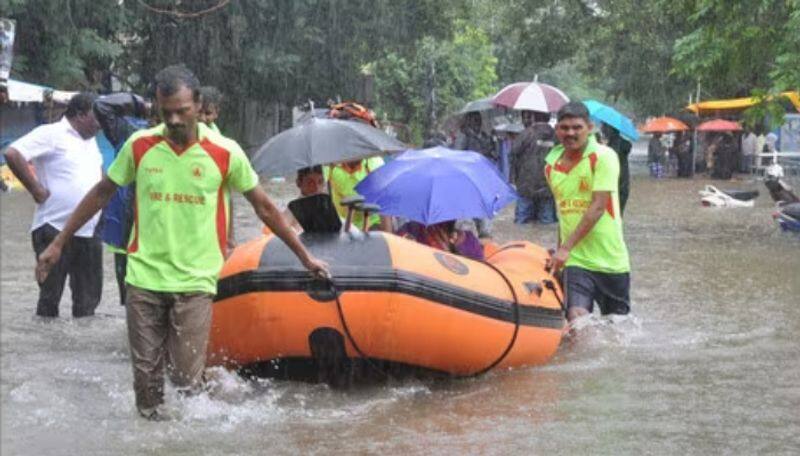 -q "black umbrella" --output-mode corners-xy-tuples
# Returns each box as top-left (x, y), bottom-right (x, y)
(251, 117), (406, 177)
